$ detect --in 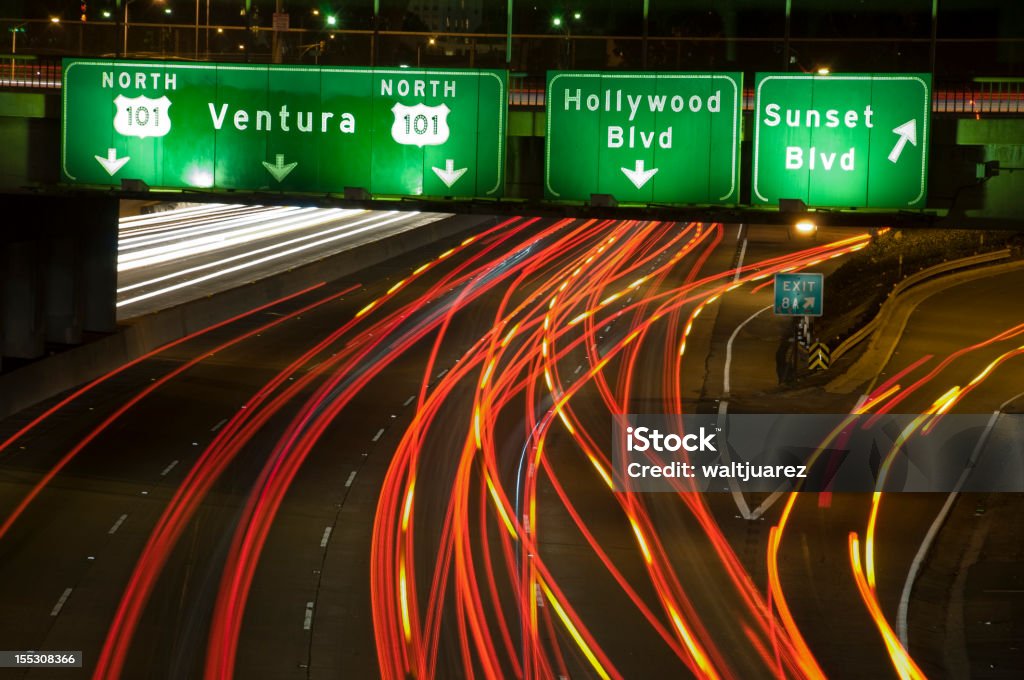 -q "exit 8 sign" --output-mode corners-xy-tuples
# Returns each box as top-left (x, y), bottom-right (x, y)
(753, 73), (931, 209)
